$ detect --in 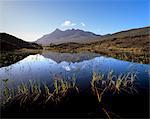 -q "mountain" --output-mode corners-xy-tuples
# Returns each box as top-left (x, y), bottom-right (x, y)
(36, 28), (101, 46)
(0, 33), (43, 51)
(45, 26), (150, 64)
